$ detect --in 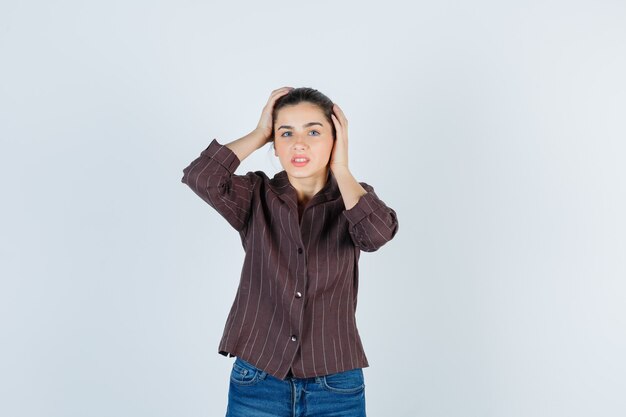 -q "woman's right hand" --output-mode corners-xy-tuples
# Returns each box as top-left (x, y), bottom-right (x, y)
(255, 86), (293, 143)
